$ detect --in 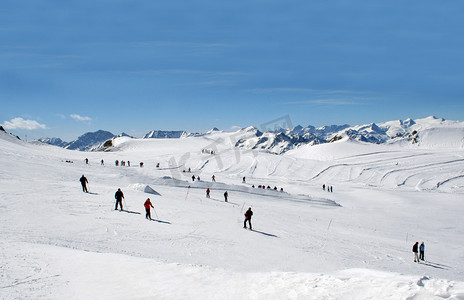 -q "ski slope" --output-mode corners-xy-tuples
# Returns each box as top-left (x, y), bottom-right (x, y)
(1, 130), (463, 299)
